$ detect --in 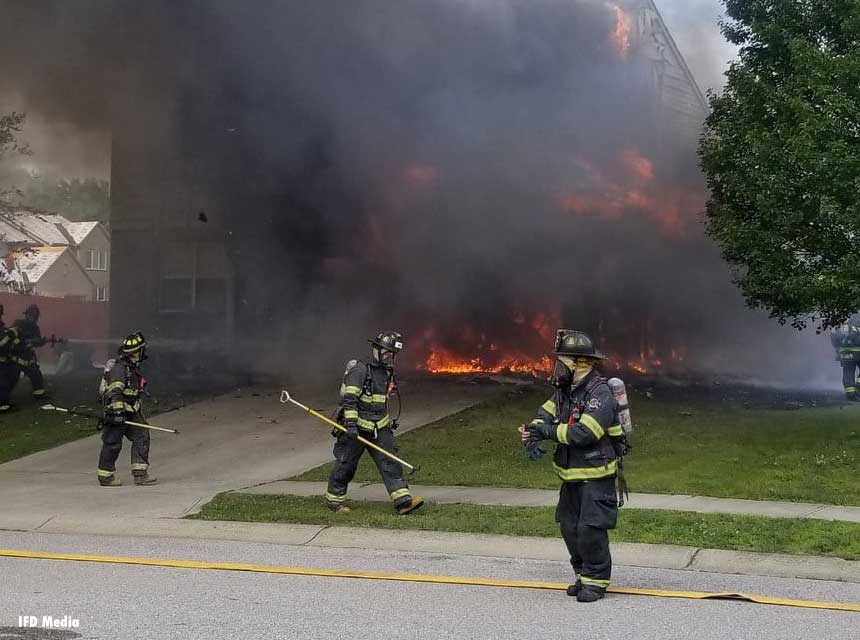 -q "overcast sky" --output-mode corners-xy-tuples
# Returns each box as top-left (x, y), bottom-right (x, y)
(655, 0), (739, 94)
